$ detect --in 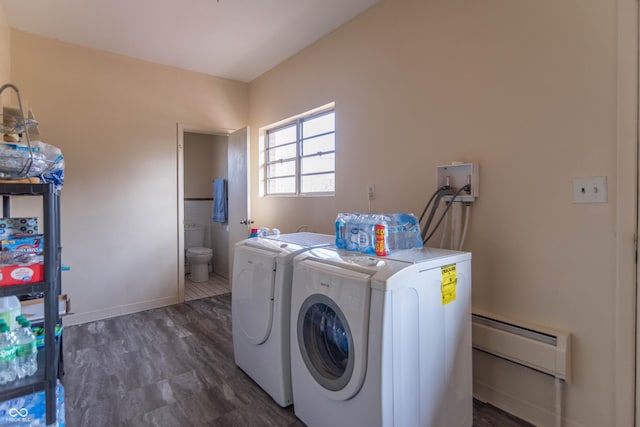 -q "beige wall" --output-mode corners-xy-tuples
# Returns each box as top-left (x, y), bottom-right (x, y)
(210, 134), (230, 277)
(0, 3), (10, 99)
(211, 134), (228, 182)
(10, 29), (248, 324)
(184, 132), (215, 198)
(183, 131), (230, 195)
(248, 0), (633, 426)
